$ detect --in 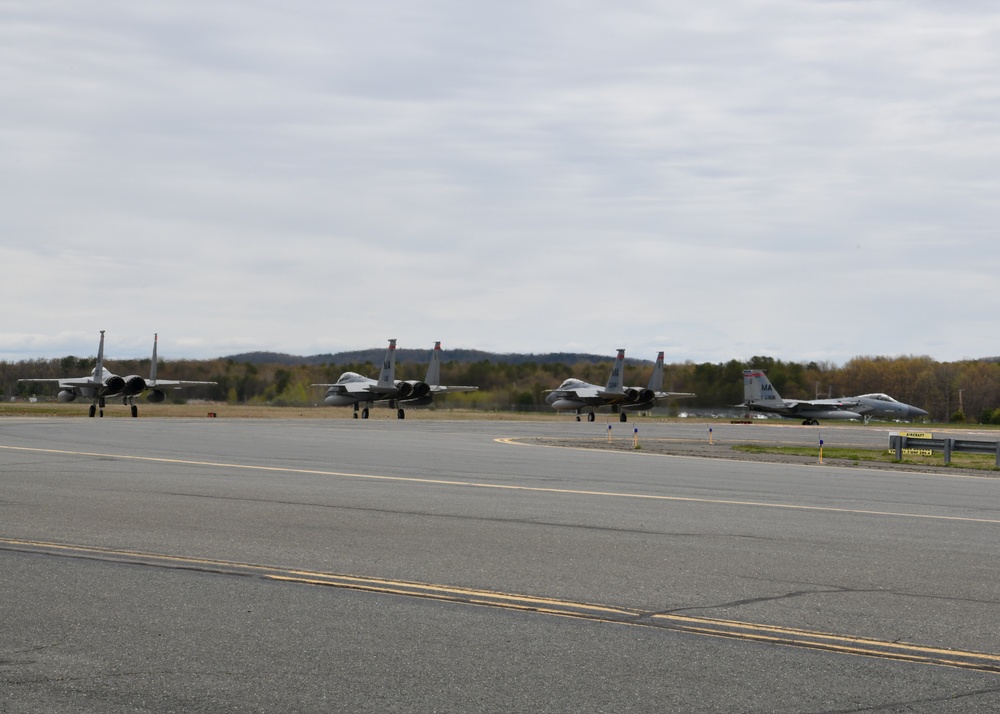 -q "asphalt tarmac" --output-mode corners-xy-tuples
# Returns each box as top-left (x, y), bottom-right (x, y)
(2, 417), (999, 712)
